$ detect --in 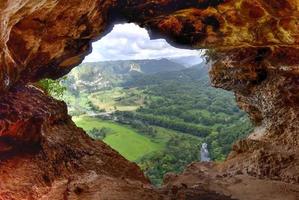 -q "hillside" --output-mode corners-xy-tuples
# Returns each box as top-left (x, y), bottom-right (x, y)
(65, 58), (186, 93)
